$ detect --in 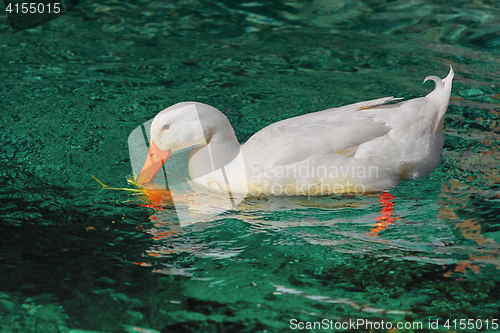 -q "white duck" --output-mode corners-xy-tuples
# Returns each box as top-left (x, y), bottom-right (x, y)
(136, 67), (454, 197)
